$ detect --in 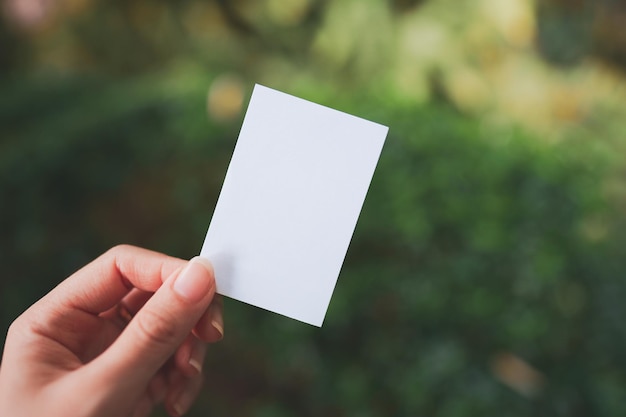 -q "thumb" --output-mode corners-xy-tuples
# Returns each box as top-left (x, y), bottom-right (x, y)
(85, 257), (216, 391)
